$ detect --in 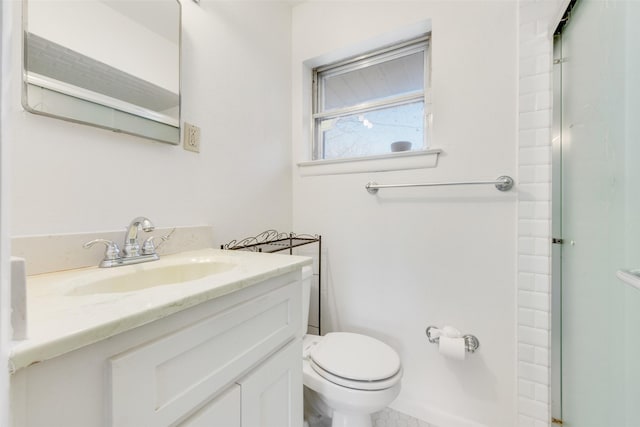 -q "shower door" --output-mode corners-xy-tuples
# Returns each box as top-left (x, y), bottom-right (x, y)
(555, 0), (640, 425)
